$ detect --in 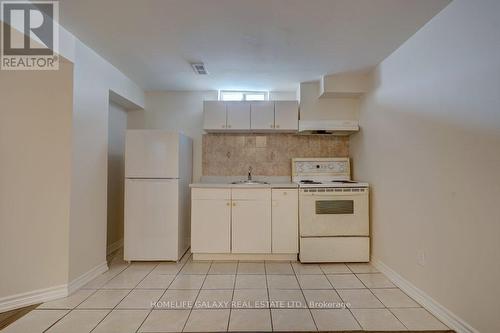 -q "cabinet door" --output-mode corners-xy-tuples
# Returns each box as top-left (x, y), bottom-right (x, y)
(272, 189), (298, 253)
(226, 101), (251, 130)
(204, 101), (227, 130)
(250, 101), (275, 130)
(274, 101), (298, 130)
(232, 192), (271, 253)
(191, 189), (231, 253)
